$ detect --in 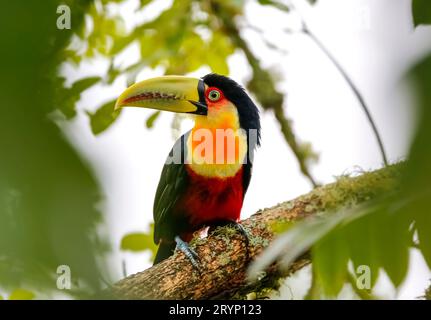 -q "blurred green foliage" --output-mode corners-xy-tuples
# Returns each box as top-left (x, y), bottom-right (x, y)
(8, 289), (36, 300)
(56, 76), (102, 119)
(0, 0), (110, 297)
(120, 223), (158, 260)
(405, 54), (431, 268)
(145, 111), (161, 129)
(86, 99), (121, 135)
(412, 0), (431, 26)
